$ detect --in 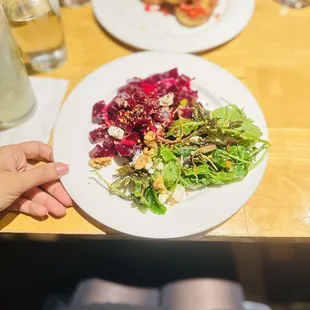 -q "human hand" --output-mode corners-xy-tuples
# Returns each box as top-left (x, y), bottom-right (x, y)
(0, 141), (72, 217)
